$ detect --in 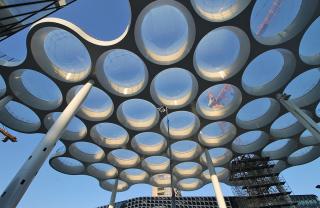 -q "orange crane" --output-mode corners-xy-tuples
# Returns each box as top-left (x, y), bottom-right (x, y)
(0, 126), (17, 142)
(207, 84), (233, 135)
(207, 84), (232, 108)
(256, 0), (283, 36)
